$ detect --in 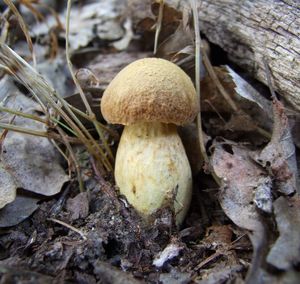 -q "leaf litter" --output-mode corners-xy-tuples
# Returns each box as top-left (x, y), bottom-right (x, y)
(0, 0), (299, 283)
(0, 89), (68, 225)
